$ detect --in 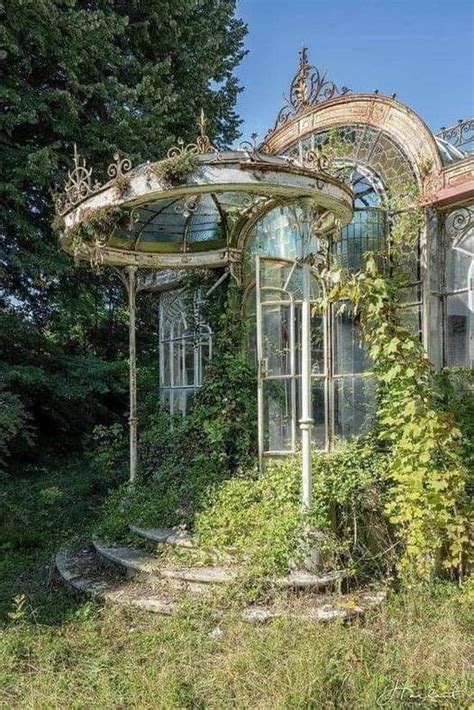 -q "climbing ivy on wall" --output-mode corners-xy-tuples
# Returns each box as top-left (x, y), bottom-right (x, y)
(319, 183), (472, 584)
